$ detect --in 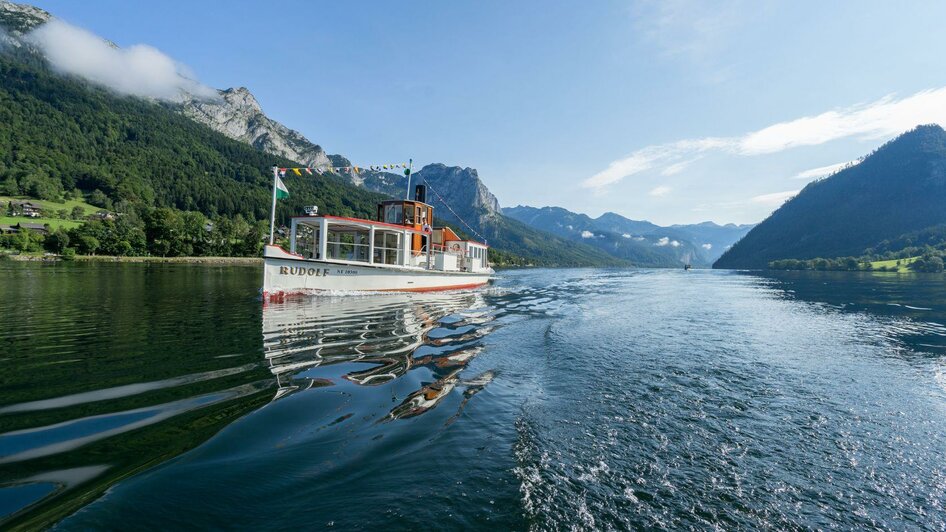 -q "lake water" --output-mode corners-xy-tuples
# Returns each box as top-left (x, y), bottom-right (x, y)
(2, 263), (946, 529)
